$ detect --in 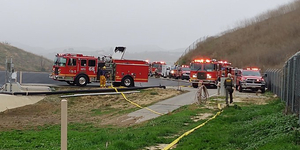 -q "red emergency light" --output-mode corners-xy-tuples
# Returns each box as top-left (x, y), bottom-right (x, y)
(194, 59), (210, 63)
(246, 67), (260, 71)
(218, 60), (228, 64)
